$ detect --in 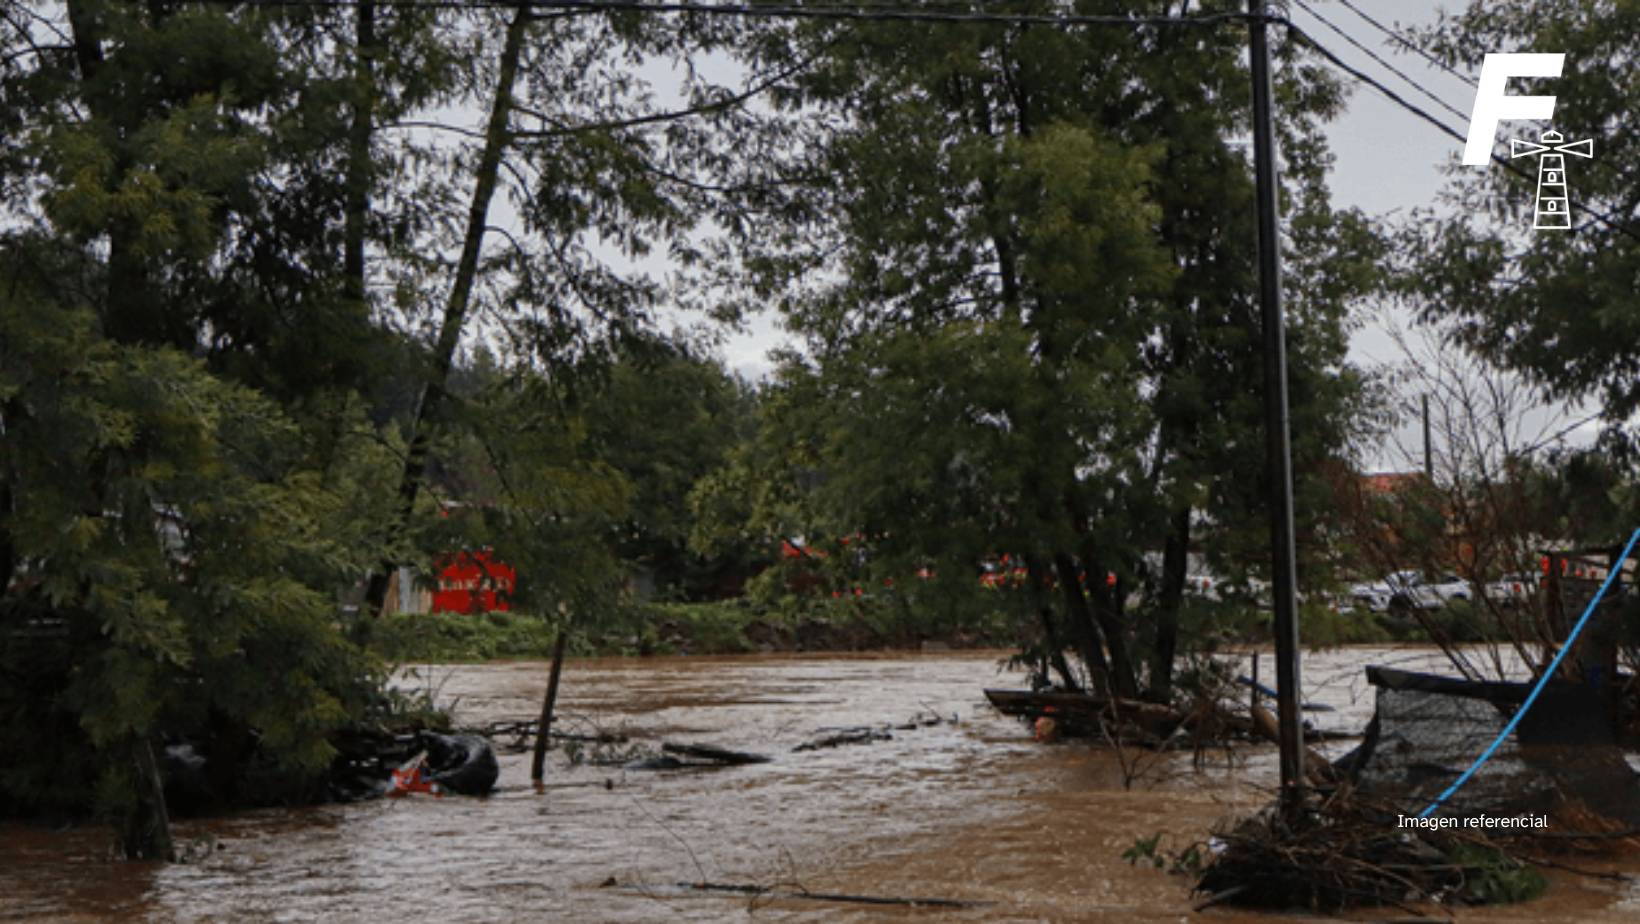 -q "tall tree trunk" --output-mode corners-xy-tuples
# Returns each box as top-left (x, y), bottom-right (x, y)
(1059, 487), (1141, 698)
(120, 736), (173, 860)
(64, 2), (174, 861)
(1052, 551), (1140, 698)
(1148, 507), (1191, 701)
(1024, 554), (1079, 691)
(343, 0), (378, 308)
(364, 4), (530, 616)
(66, 0), (181, 348)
